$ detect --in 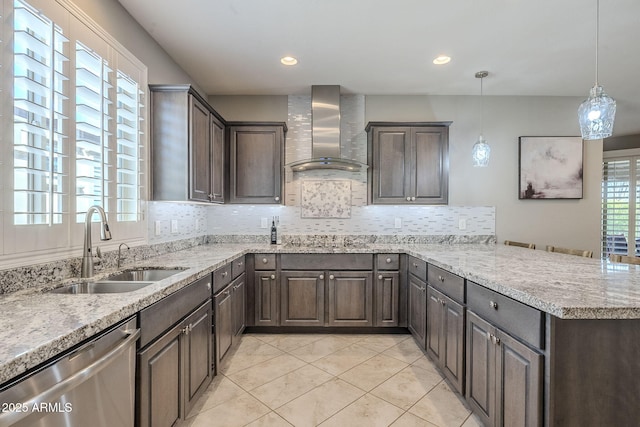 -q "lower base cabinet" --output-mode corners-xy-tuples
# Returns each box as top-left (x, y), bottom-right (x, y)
(138, 301), (212, 427)
(466, 310), (542, 427)
(215, 273), (246, 369)
(426, 286), (465, 394)
(407, 273), (427, 347)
